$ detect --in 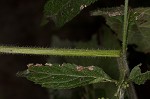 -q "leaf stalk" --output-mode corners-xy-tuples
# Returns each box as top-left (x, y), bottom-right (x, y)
(0, 46), (121, 57)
